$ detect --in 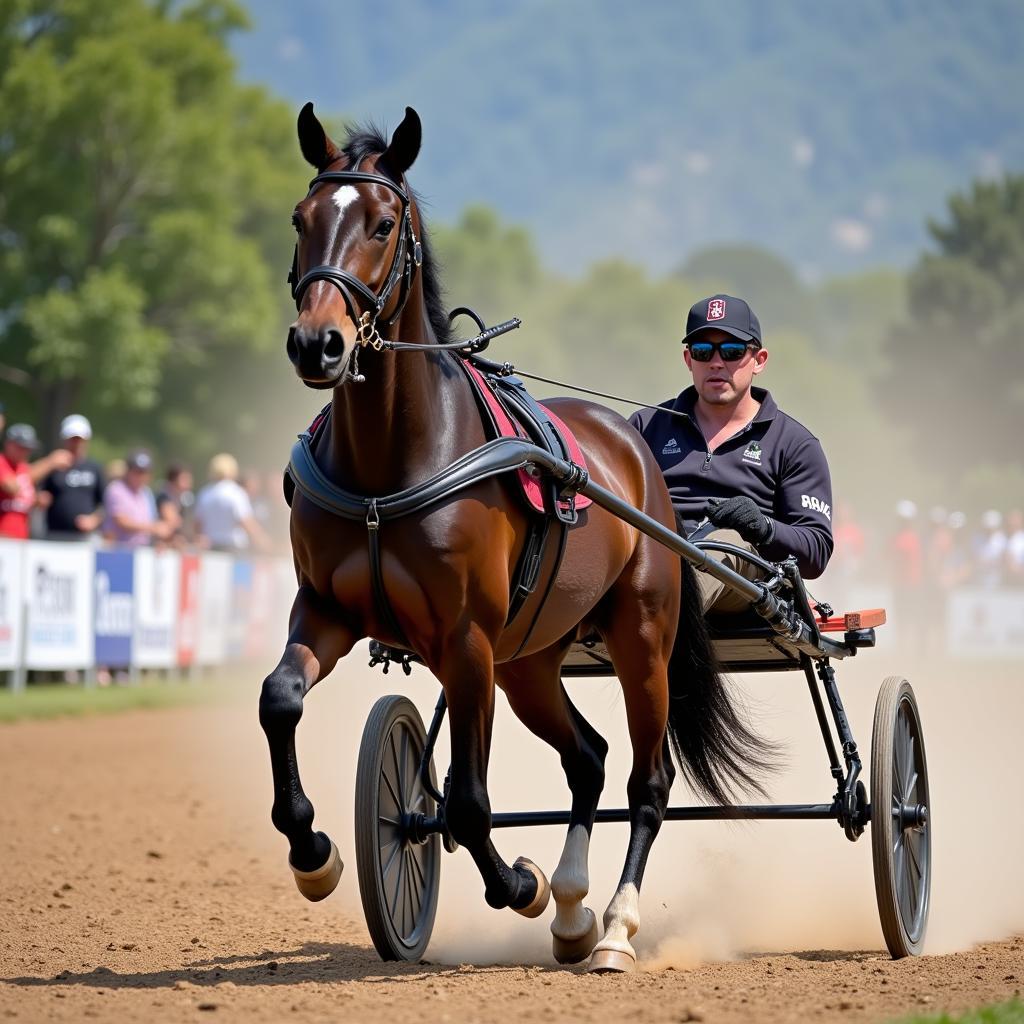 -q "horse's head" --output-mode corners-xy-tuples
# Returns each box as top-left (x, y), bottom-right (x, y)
(286, 103), (422, 388)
